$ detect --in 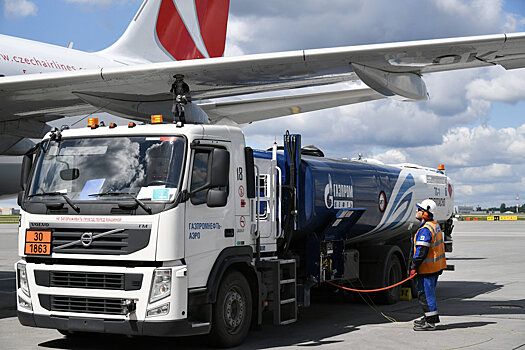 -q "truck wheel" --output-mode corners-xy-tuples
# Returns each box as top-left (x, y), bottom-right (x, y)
(210, 271), (252, 348)
(377, 254), (402, 304)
